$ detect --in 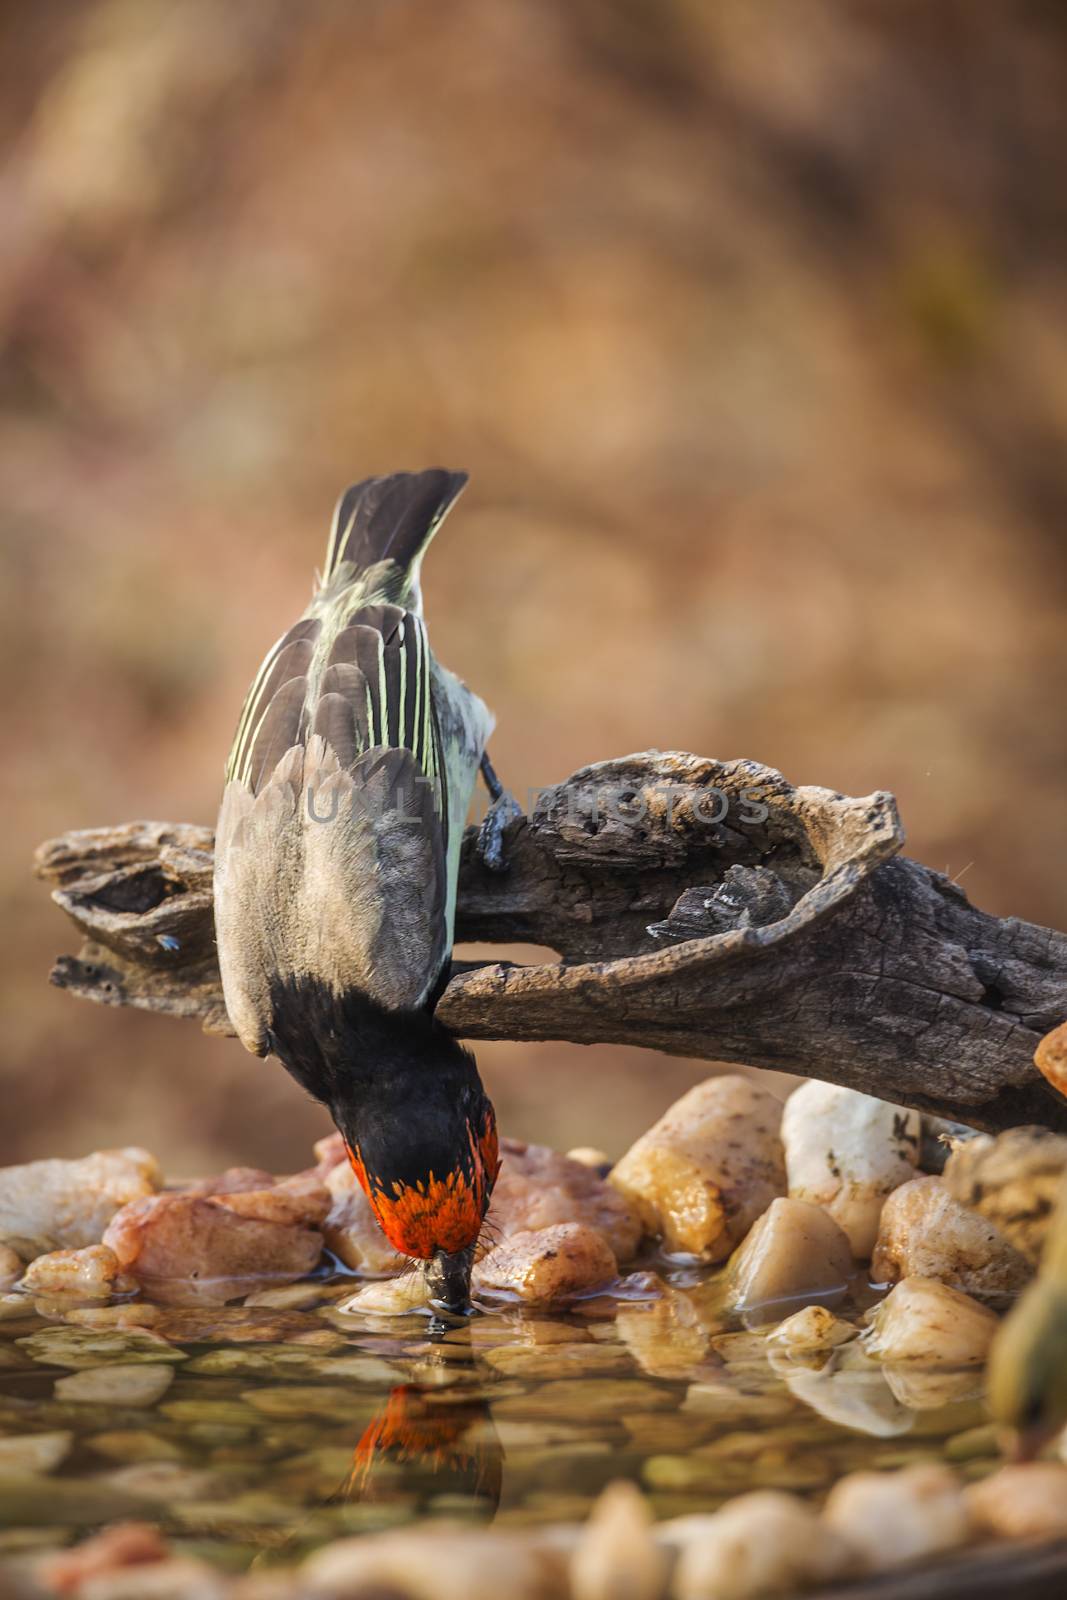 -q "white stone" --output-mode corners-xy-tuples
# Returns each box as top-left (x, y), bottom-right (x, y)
(782, 1082), (919, 1258)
